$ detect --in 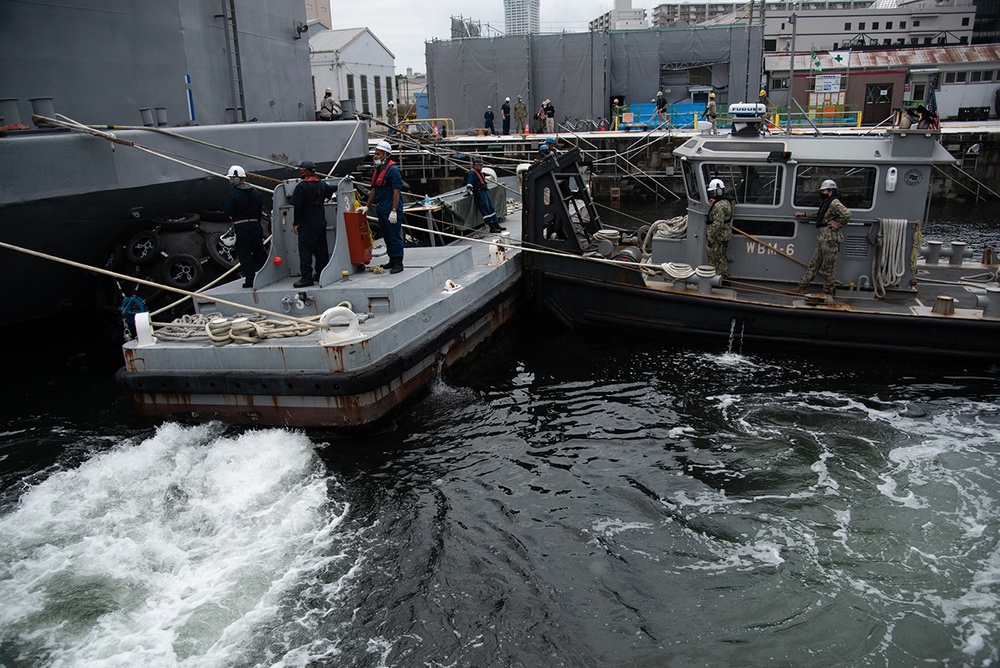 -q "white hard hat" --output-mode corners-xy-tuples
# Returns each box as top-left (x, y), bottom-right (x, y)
(708, 178), (725, 194)
(228, 165), (246, 178)
(505, 96), (510, 101)
(375, 139), (392, 153)
(388, 100), (394, 106)
(820, 179), (838, 190)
